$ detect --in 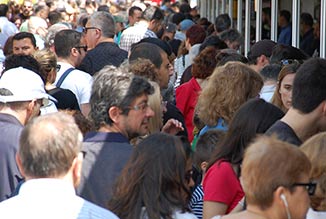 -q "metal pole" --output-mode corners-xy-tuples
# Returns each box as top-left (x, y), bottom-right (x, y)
(292, 0), (300, 47)
(255, 0), (262, 41)
(321, 0), (326, 57)
(245, 0), (251, 56)
(212, 0), (216, 24)
(237, 0), (243, 33)
(271, 0), (278, 41)
(200, 0), (205, 19)
(216, 0), (220, 17)
(222, 0), (226, 14)
(229, 0), (233, 27)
